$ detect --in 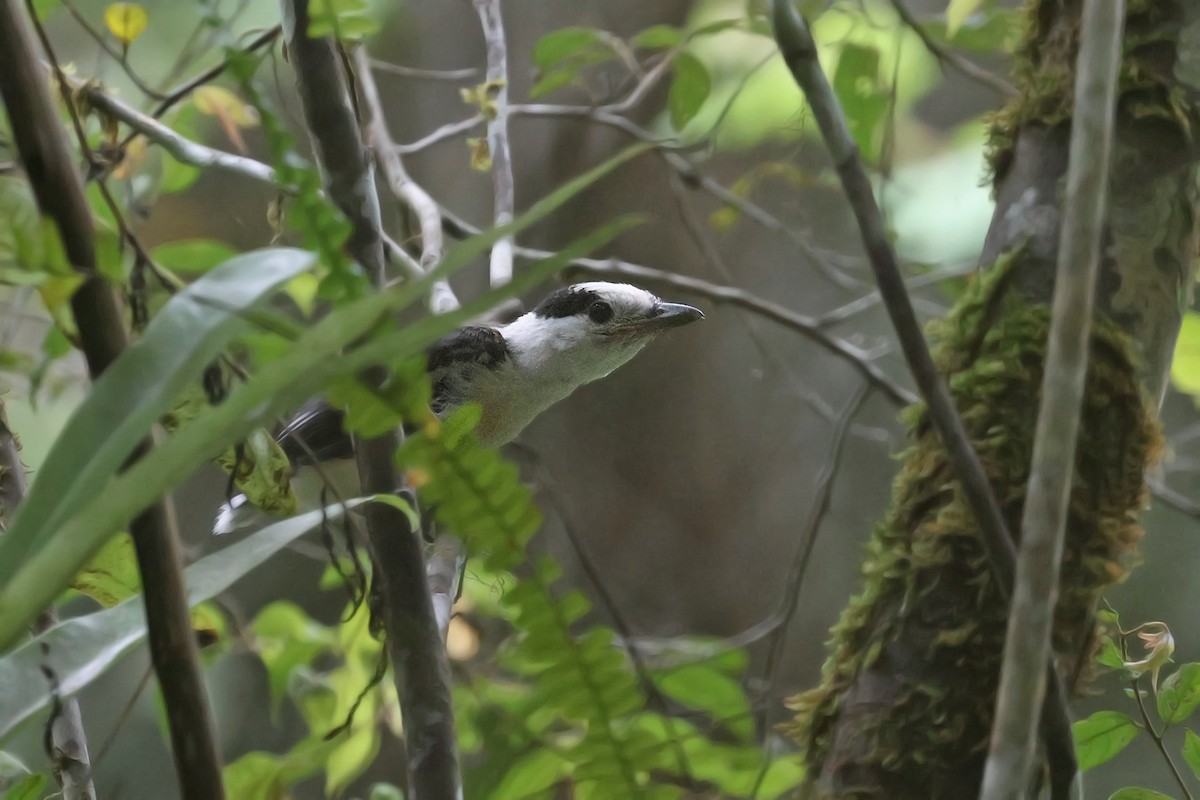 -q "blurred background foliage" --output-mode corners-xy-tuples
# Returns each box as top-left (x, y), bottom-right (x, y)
(3, 0), (1200, 797)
